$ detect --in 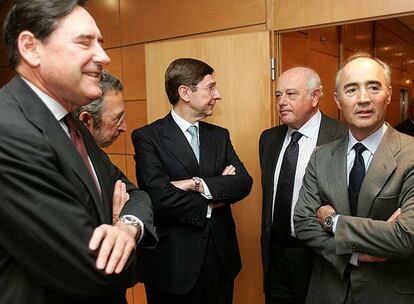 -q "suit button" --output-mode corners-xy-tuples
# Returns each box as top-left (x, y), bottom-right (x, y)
(351, 245), (358, 252)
